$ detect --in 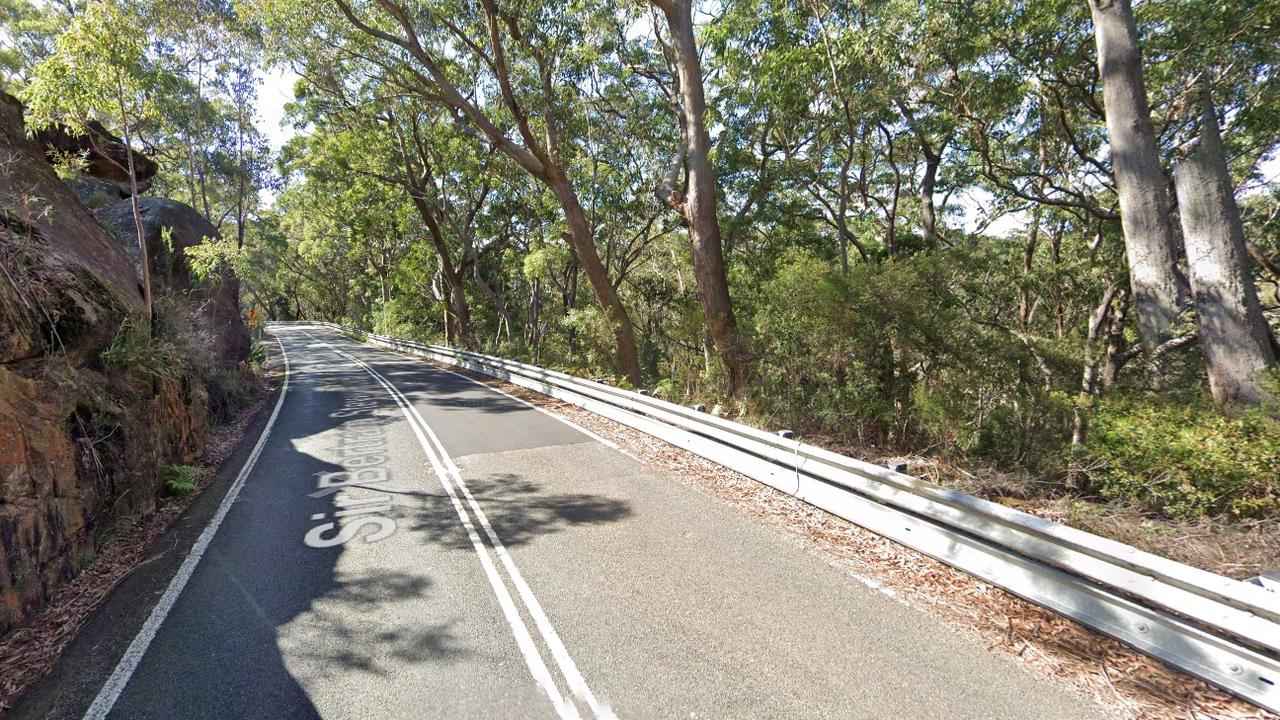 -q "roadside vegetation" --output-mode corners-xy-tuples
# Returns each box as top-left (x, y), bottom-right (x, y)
(4, 0), (1278, 560)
